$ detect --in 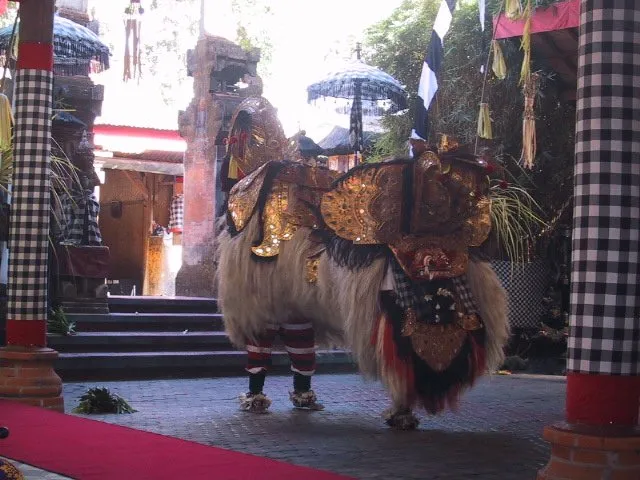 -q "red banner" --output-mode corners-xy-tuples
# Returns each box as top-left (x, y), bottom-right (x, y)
(493, 0), (579, 40)
(0, 0), (7, 17)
